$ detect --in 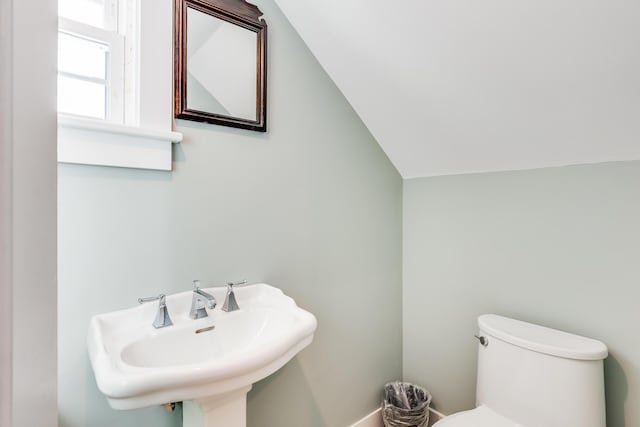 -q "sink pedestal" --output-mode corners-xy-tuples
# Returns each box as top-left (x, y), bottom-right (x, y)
(183, 386), (252, 427)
